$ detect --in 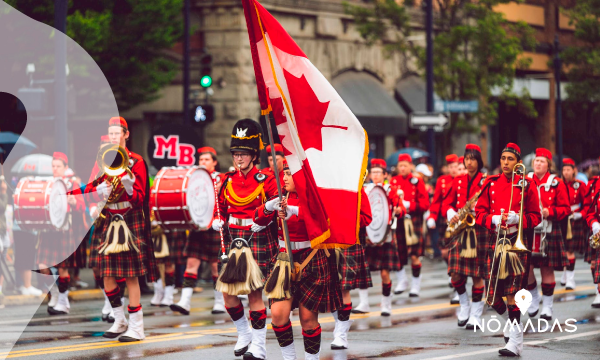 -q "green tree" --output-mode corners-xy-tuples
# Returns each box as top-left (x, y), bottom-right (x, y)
(5, 0), (184, 111)
(344, 0), (537, 154)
